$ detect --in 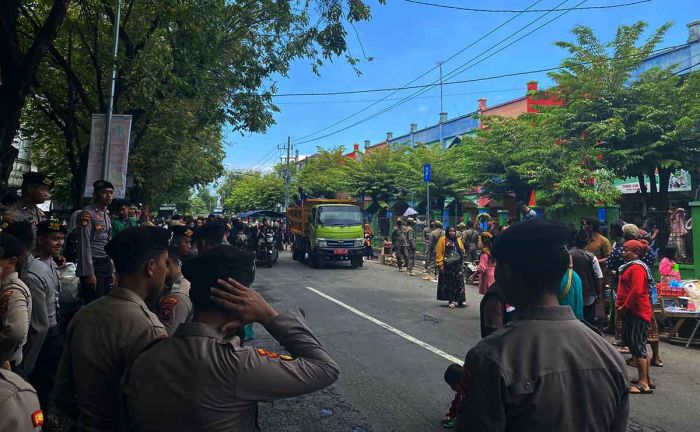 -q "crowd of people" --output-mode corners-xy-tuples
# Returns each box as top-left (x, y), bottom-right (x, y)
(0, 172), (336, 431)
(0, 171), (684, 431)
